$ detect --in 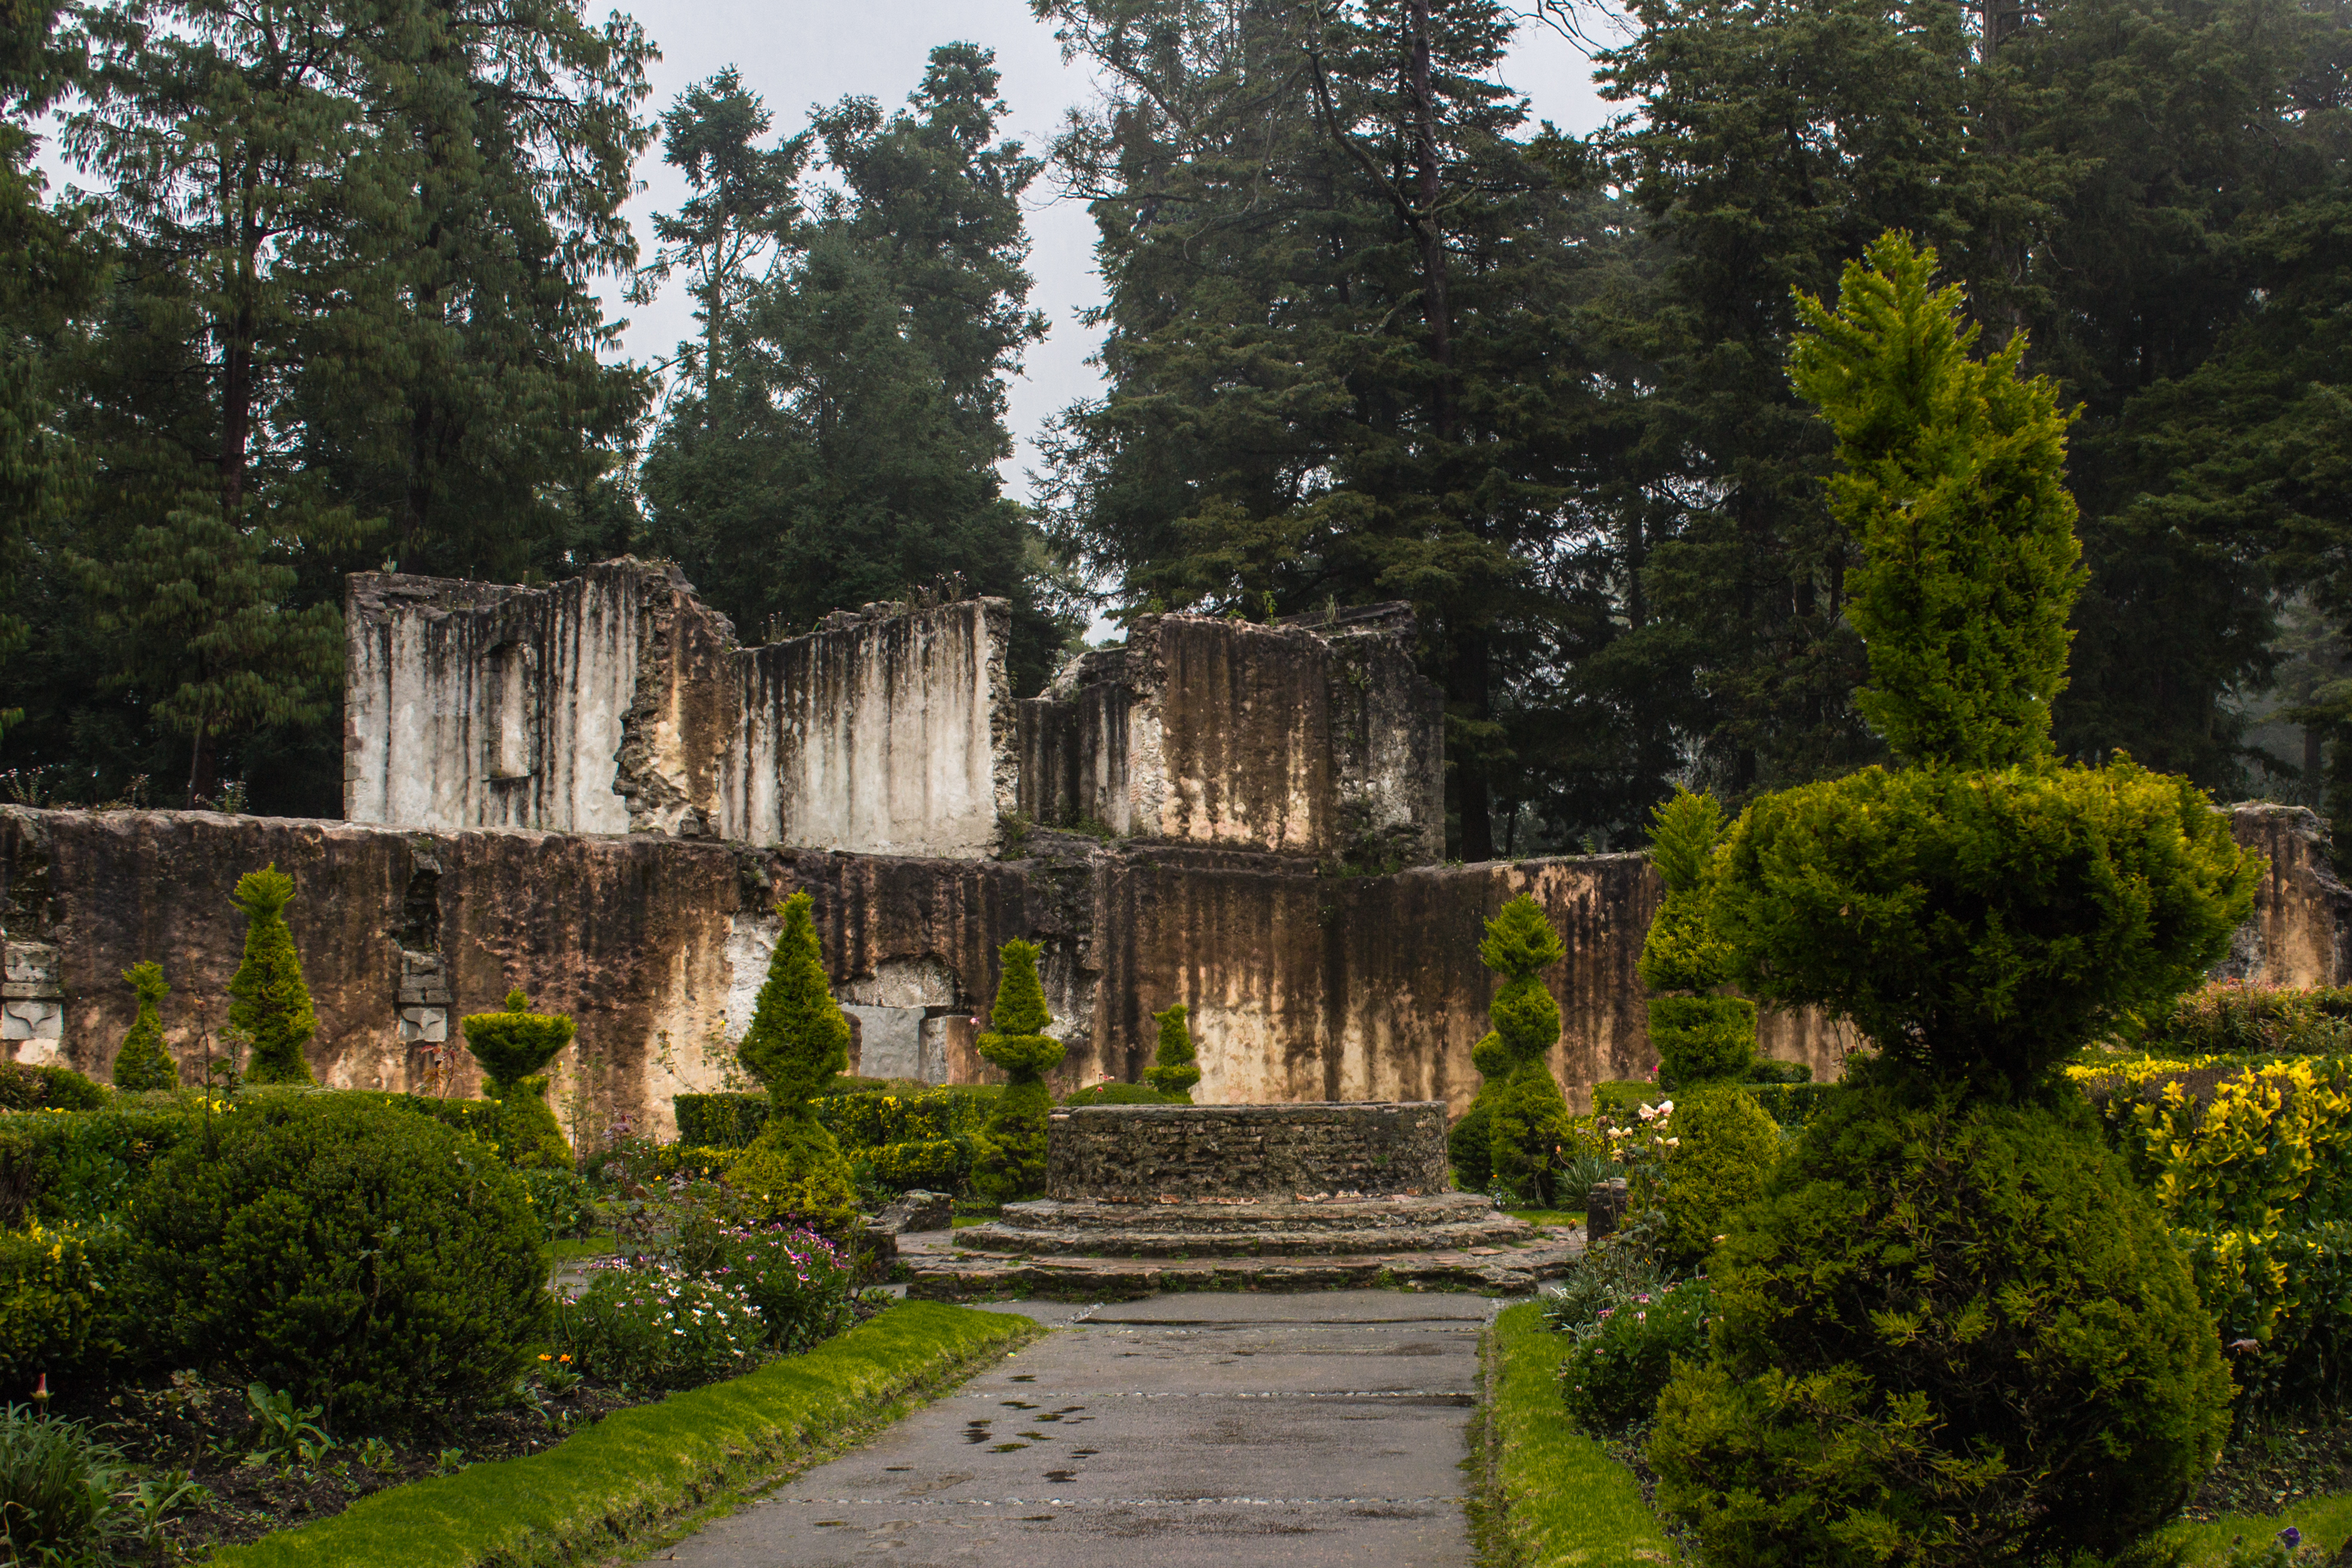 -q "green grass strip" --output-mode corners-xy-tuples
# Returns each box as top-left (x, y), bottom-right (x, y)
(1486, 1301), (1676, 1566)
(2165, 1490), (2352, 1564)
(213, 1301), (1039, 1568)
